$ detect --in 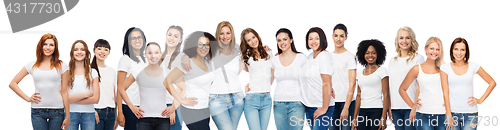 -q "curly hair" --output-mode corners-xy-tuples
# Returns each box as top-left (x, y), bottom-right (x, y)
(356, 39), (387, 67)
(240, 28), (269, 65)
